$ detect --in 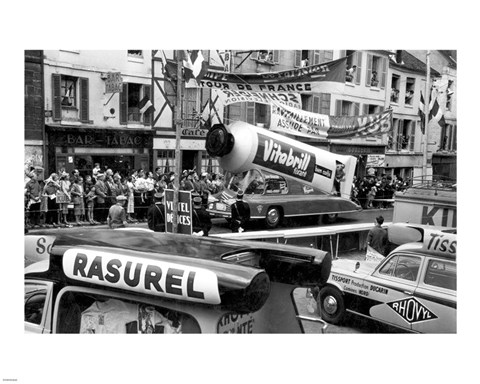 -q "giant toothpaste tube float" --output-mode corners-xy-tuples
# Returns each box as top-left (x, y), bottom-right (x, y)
(206, 121), (357, 198)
